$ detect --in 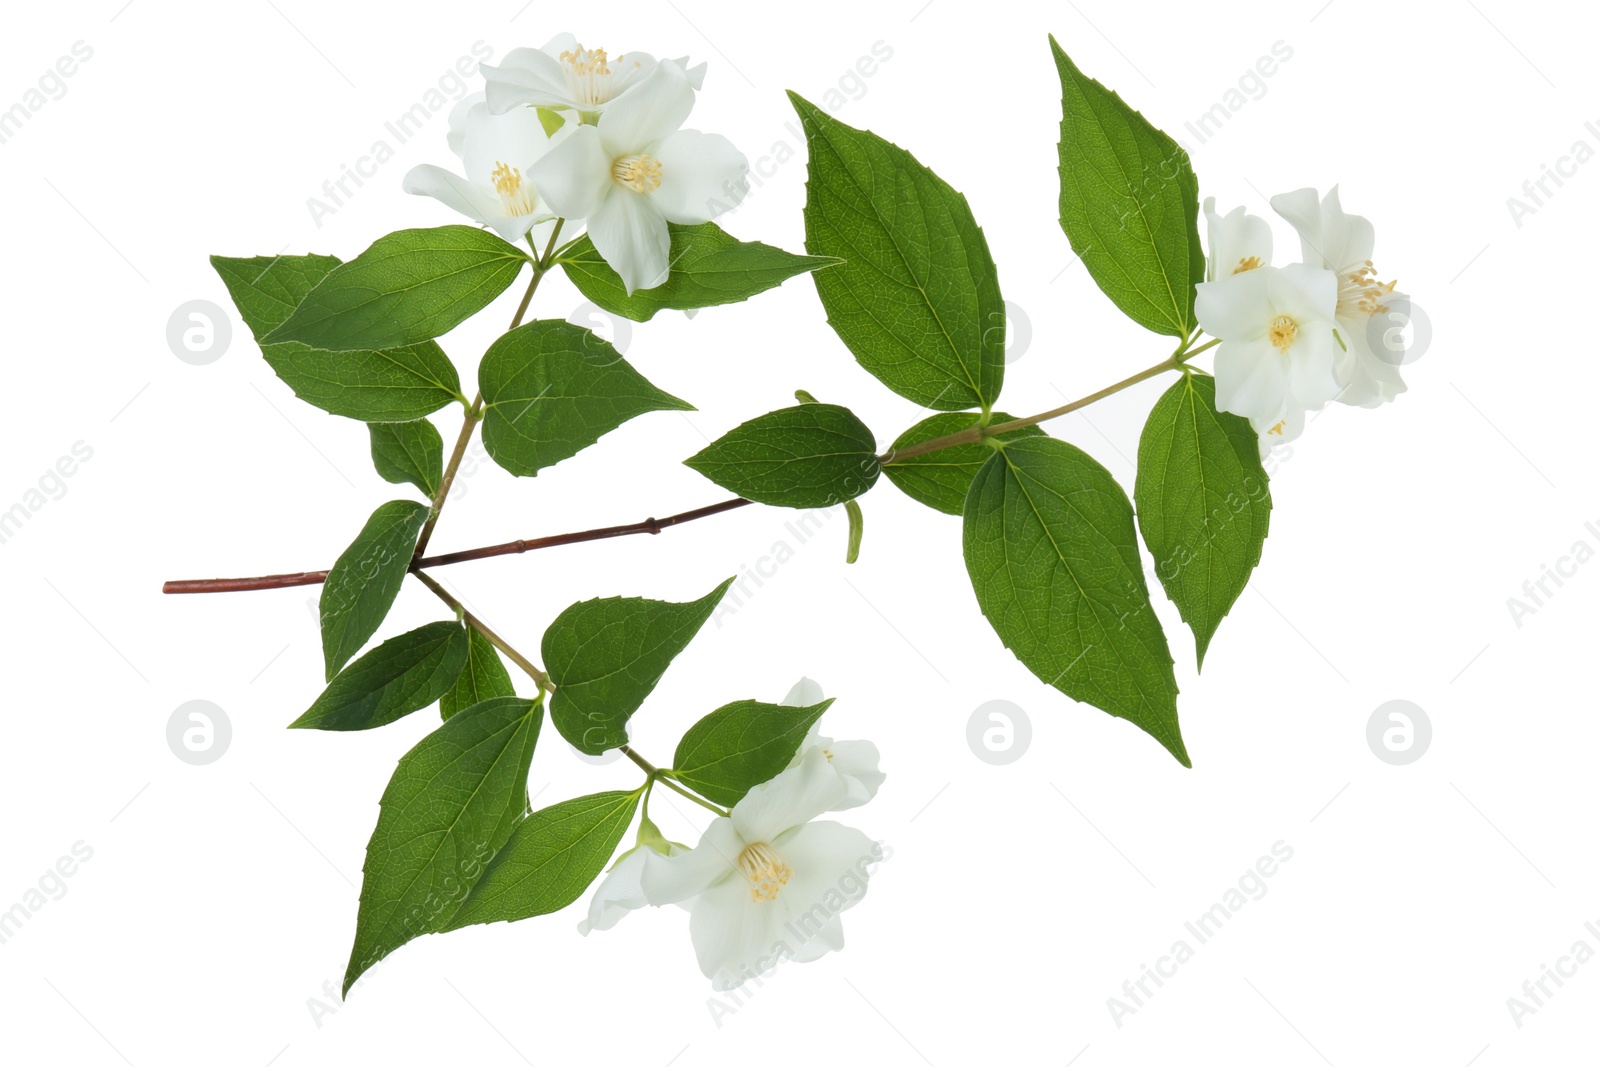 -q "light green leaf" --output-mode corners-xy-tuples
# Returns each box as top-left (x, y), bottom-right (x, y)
(292, 621), (468, 731)
(542, 577), (734, 755)
(684, 403), (879, 508)
(343, 695), (540, 994)
(442, 627), (517, 720)
(264, 226), (530, 351)
(882, 411), (1045, 516)
(1135, 373), (1271, 667)
(789, 93), (1005, 411)
(558, 222), (836, 322)
(844, 499), (864, 563)
(212, 254), (464, 421)
(963, 437), (1187, 766)
(320, 500), (429, 681)
(443, 791), (640, 929)
(1051, 37), (1204, 338)
(480, 319), (693, 477)
(368, 420), (444, 498)
(670, 698), (833, 807)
